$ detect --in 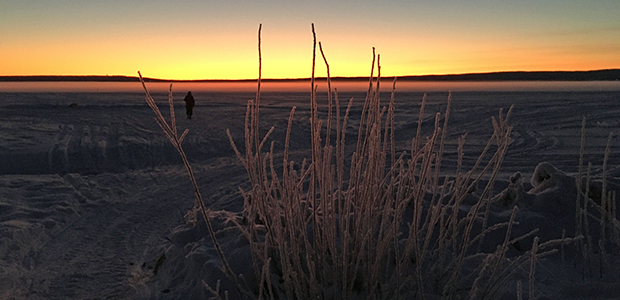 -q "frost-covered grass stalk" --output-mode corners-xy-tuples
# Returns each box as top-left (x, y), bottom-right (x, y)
(575, 118), (620, 280)
(137, 74), (250, 299)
